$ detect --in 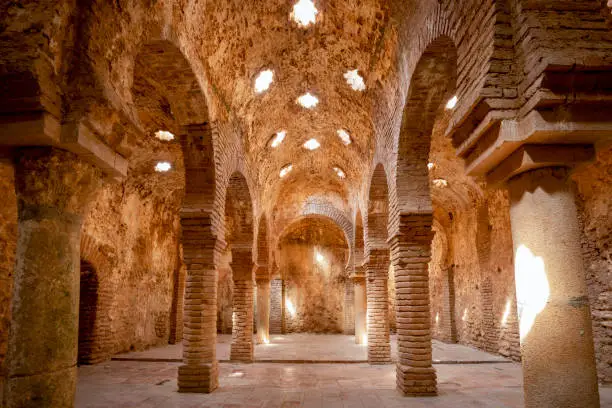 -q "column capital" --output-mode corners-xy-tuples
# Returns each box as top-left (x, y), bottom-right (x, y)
(15, 147), (103, 219)
(488, 144), (595, 185)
